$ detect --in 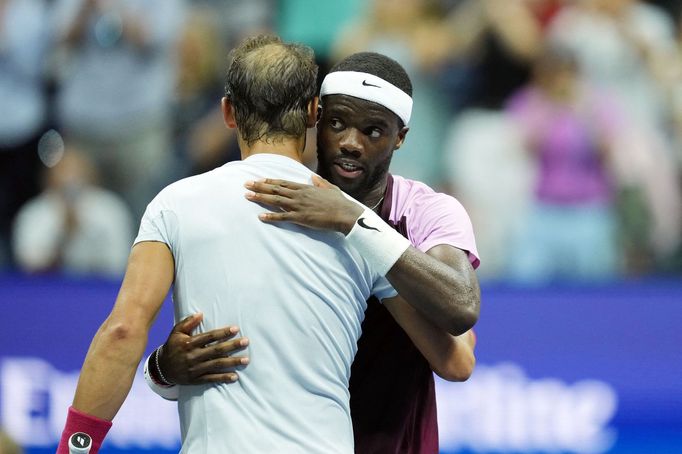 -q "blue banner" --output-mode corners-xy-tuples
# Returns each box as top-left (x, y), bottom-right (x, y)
(1, 274), (680, 453)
